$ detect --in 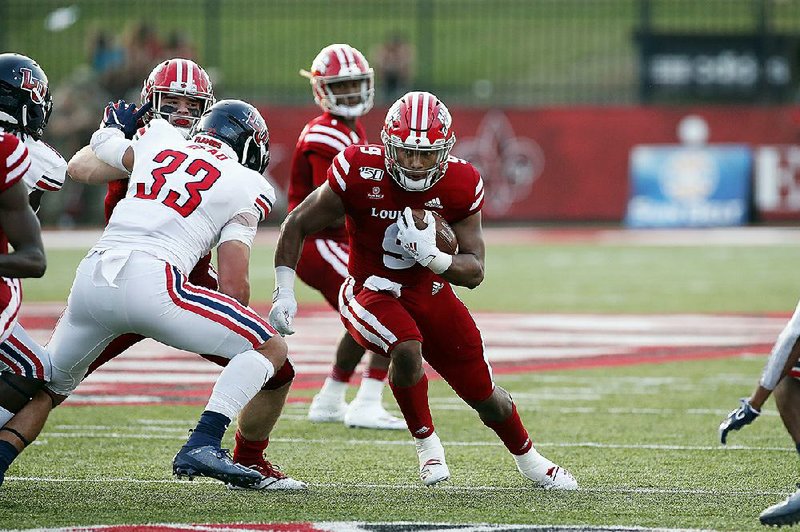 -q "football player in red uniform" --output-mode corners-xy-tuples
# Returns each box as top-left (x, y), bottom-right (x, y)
(0, 54), (65, 433)
(0, 132), (47, 487)
(270, 91), (578, 489)
(64, 59), (303, 490)
(290, 44), (403, 430)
